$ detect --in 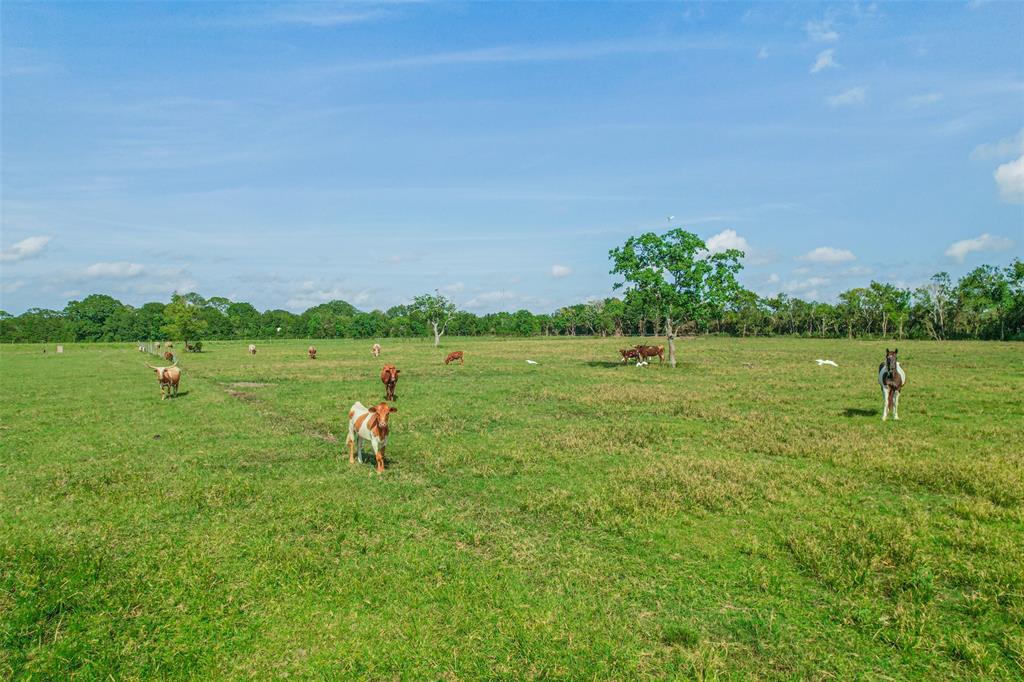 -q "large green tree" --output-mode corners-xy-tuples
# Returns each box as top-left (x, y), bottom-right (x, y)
(609, 228), (744, 367)
(161, 293), (208, 345)
(411, 291), (457, 346)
